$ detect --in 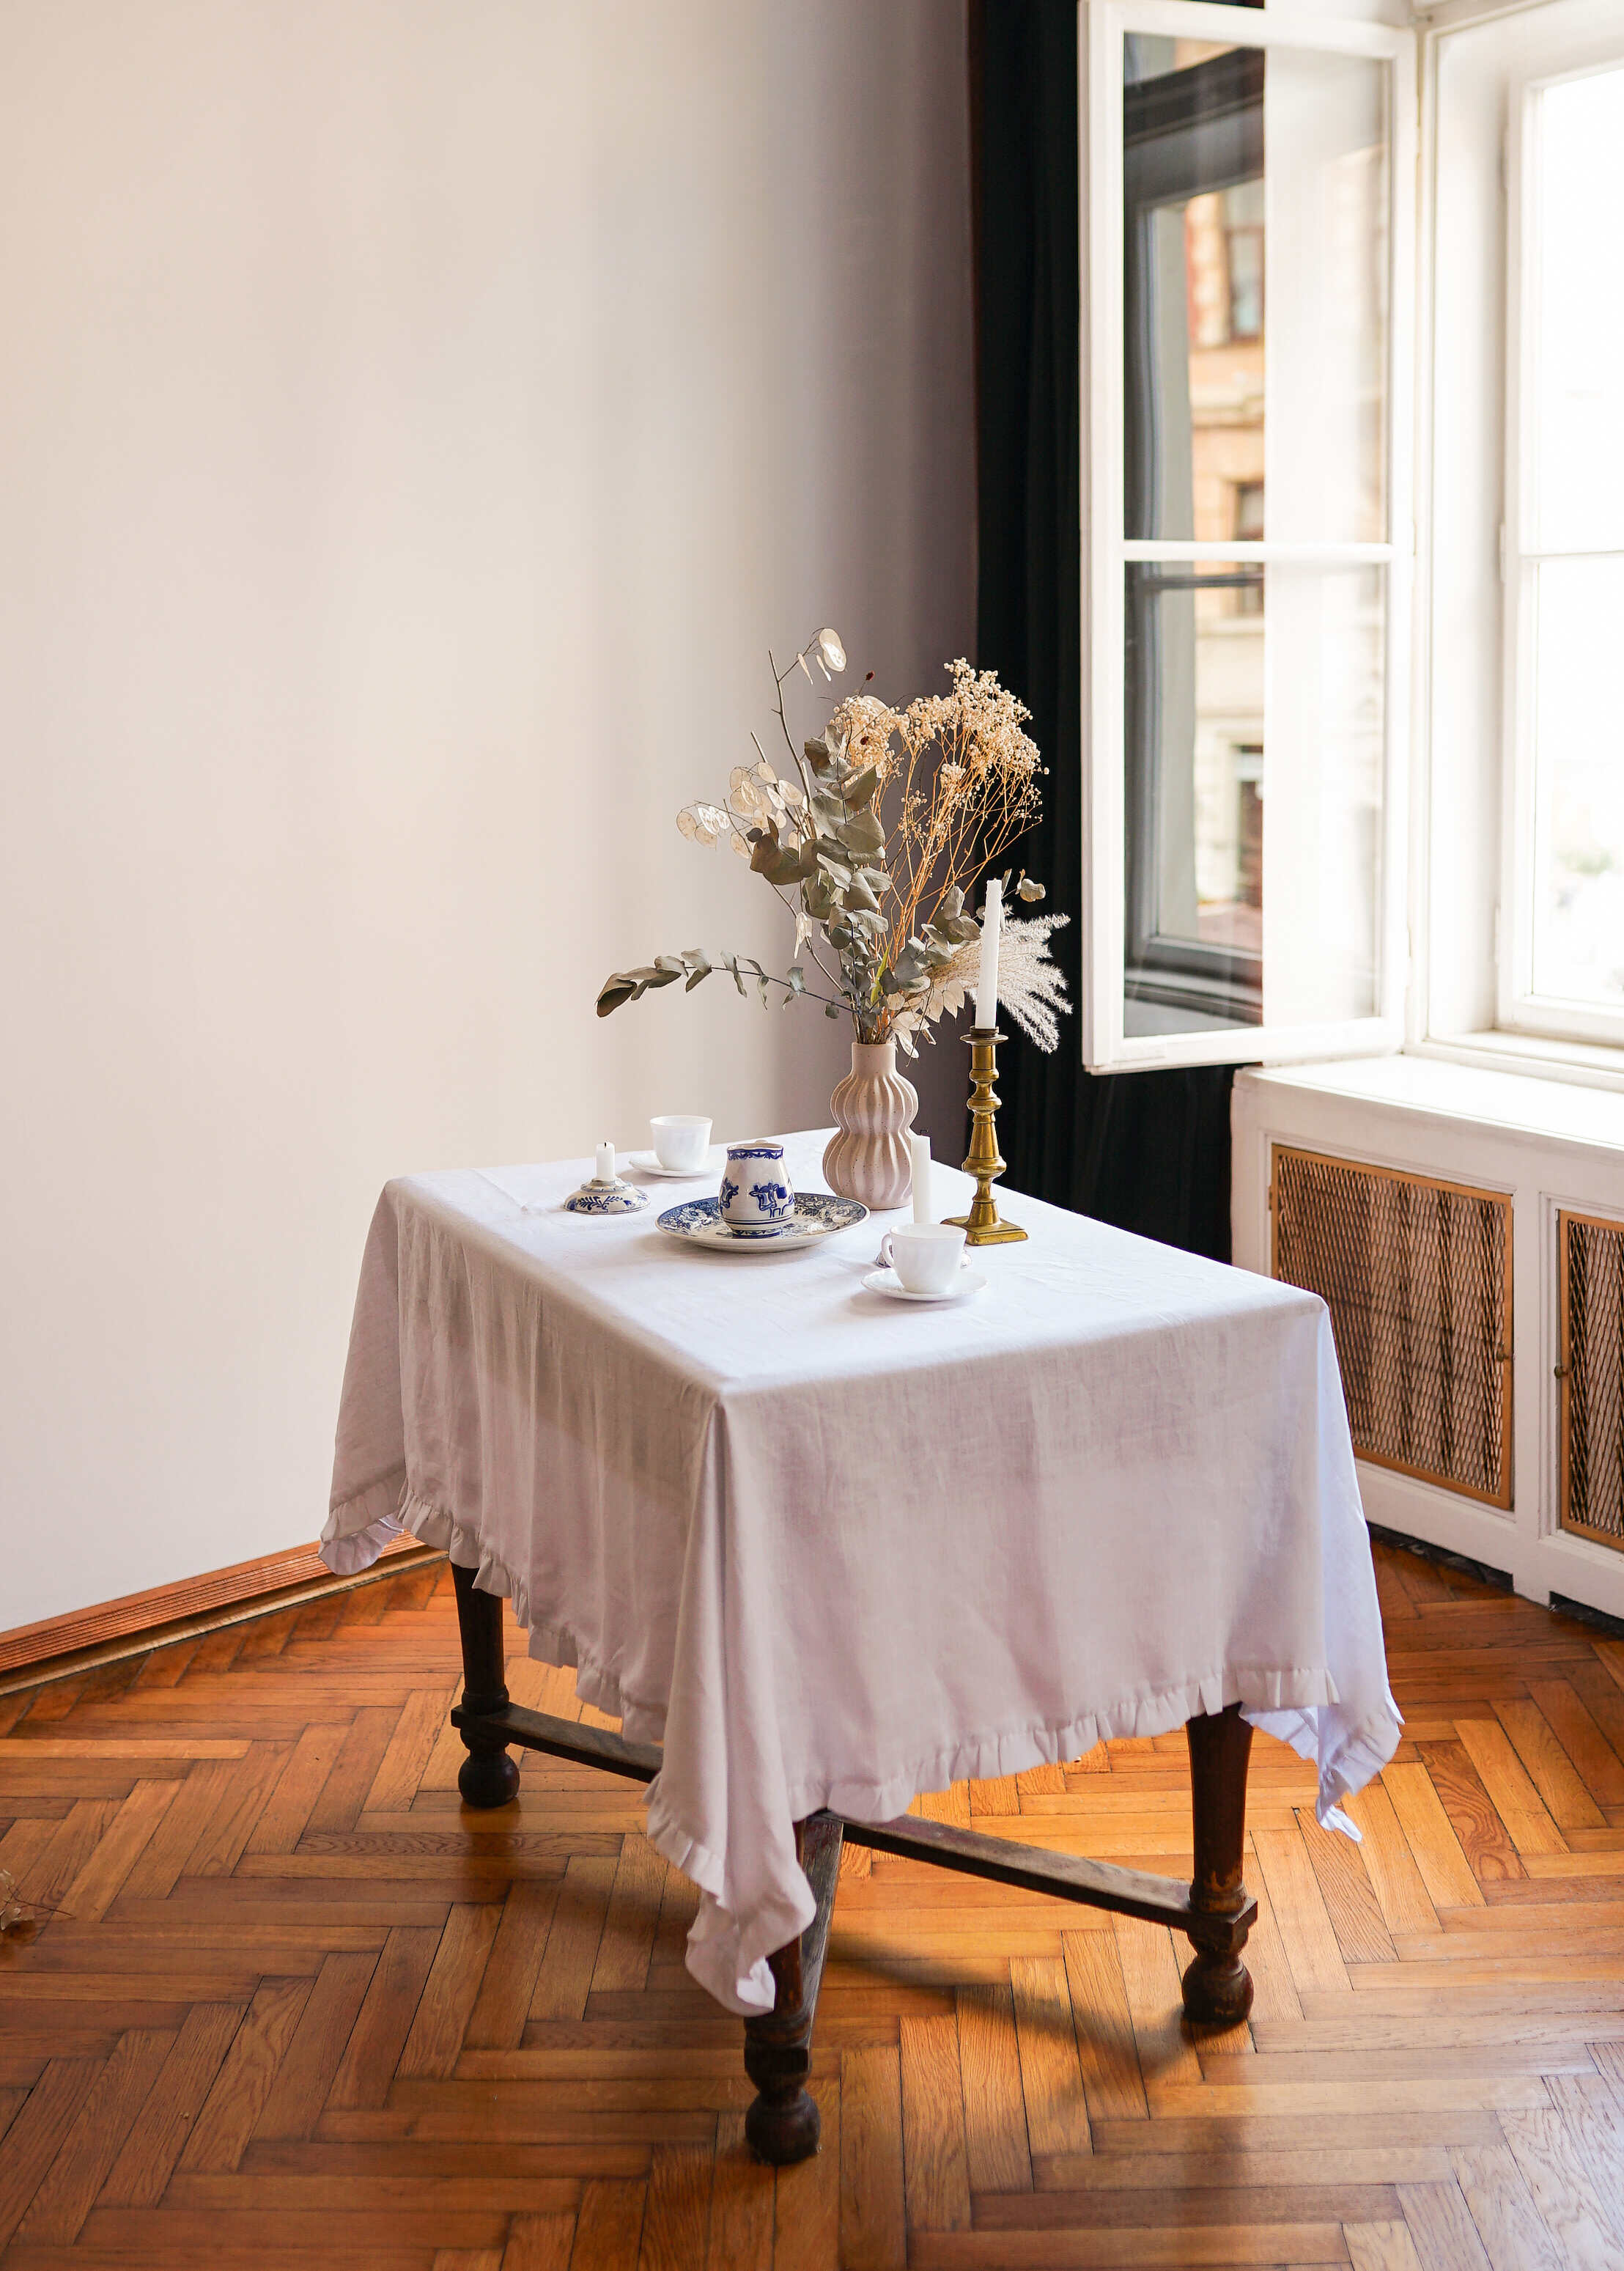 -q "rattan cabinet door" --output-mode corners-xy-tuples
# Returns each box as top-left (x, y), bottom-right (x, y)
(1271, 1146), (1513, 1509)
(1559, 1211), (1624, 1552)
